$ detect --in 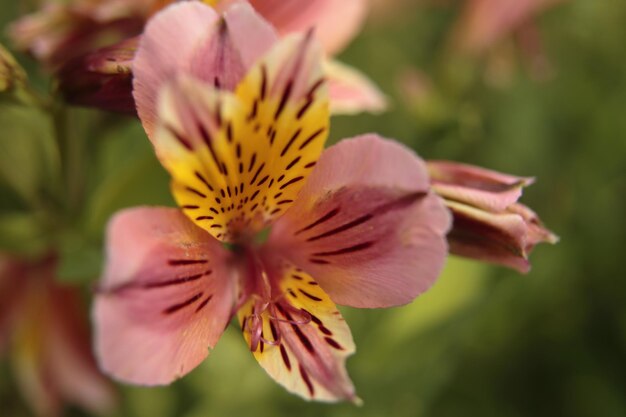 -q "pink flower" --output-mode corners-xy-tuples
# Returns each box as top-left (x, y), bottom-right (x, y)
(0, 253), (115, 417)
(427, 160), (558, 273)
(11, 0), (385, 115)
(449, 0), (569, 82)
(8, 0), (154, 68)
(451, 0), (566, 55)
(93, 11), (450, 402)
